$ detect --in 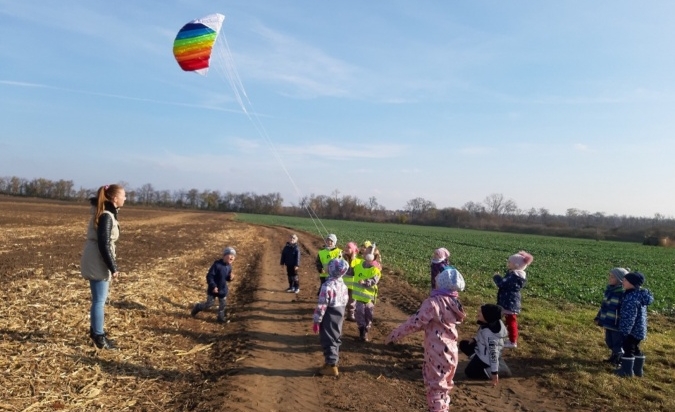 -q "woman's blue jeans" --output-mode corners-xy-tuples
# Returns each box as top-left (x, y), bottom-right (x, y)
(89, 280), (109, 336)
